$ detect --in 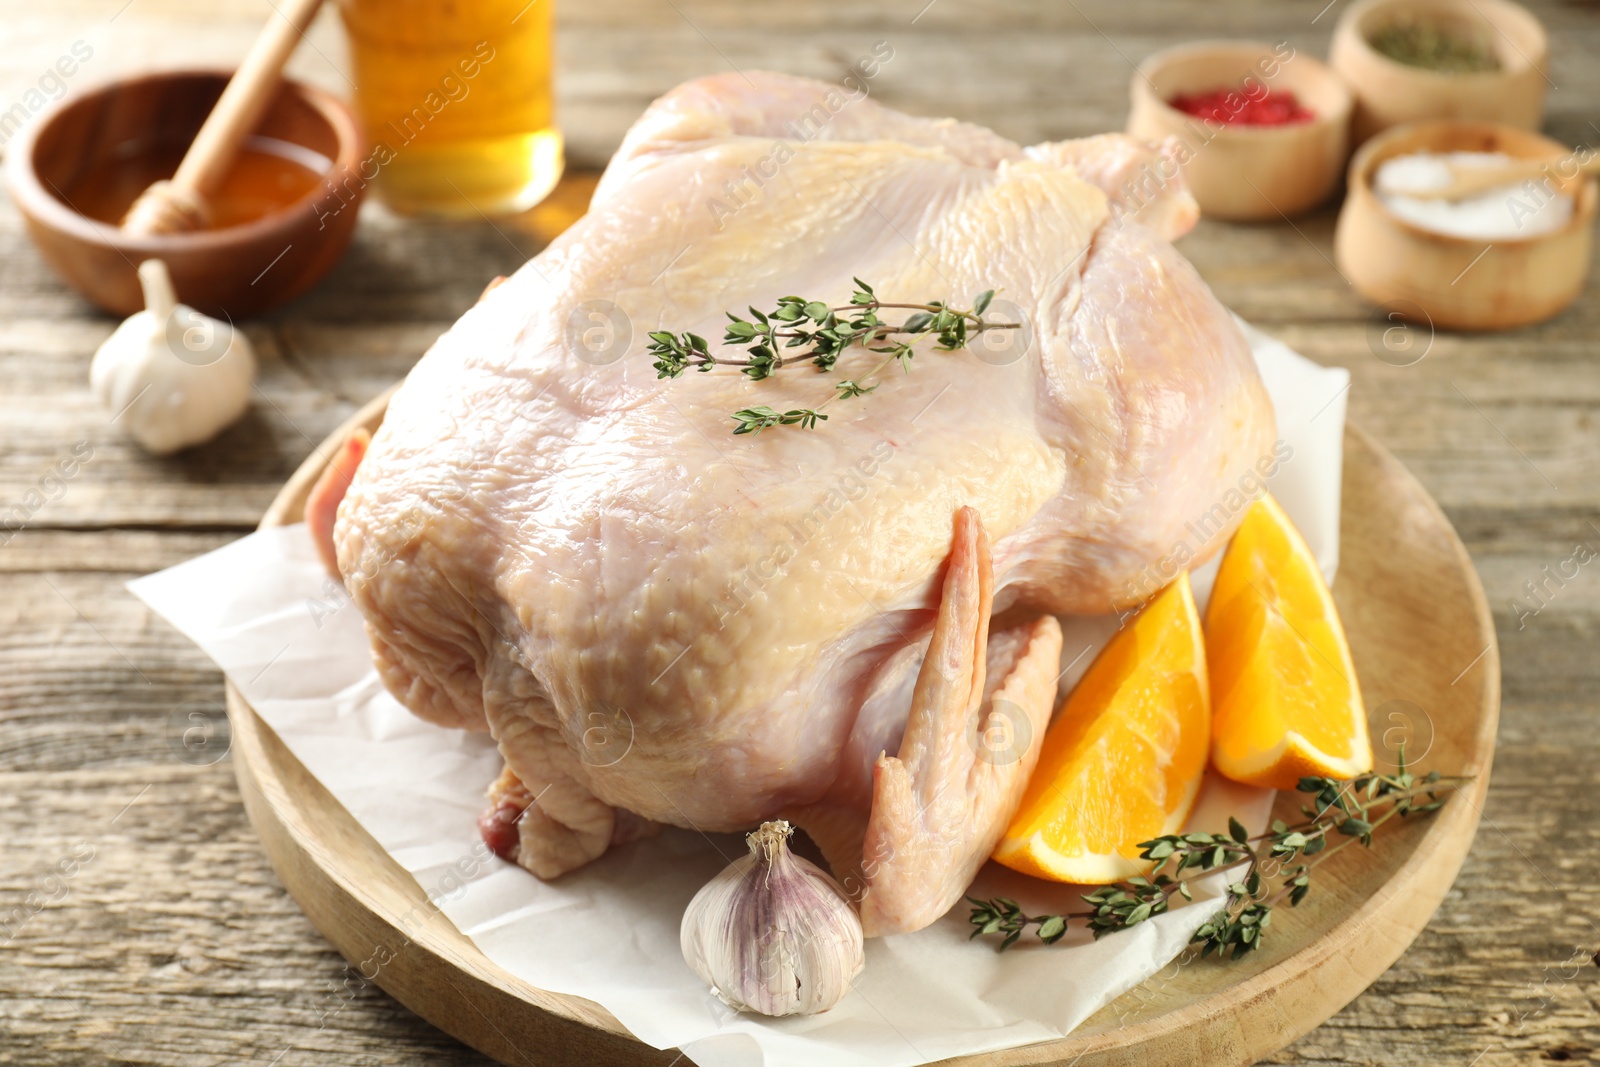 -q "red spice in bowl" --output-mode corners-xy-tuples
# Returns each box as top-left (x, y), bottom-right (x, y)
(1168, 87), (1315, 126)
